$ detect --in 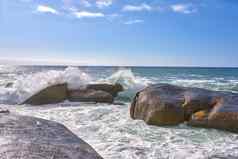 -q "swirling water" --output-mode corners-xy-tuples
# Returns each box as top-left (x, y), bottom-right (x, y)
(1, 65), (238, 159)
